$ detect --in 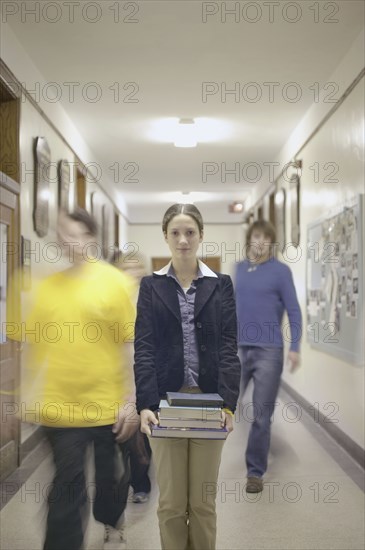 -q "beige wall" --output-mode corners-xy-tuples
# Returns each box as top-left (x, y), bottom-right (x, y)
(277, 78), (364, 448)
(17, 96), (123, 441)
(19, 97), (119, 276)
(239, 30), (365, 449)
(5, 20), (364, 450)
(20, 100), (75, 278)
